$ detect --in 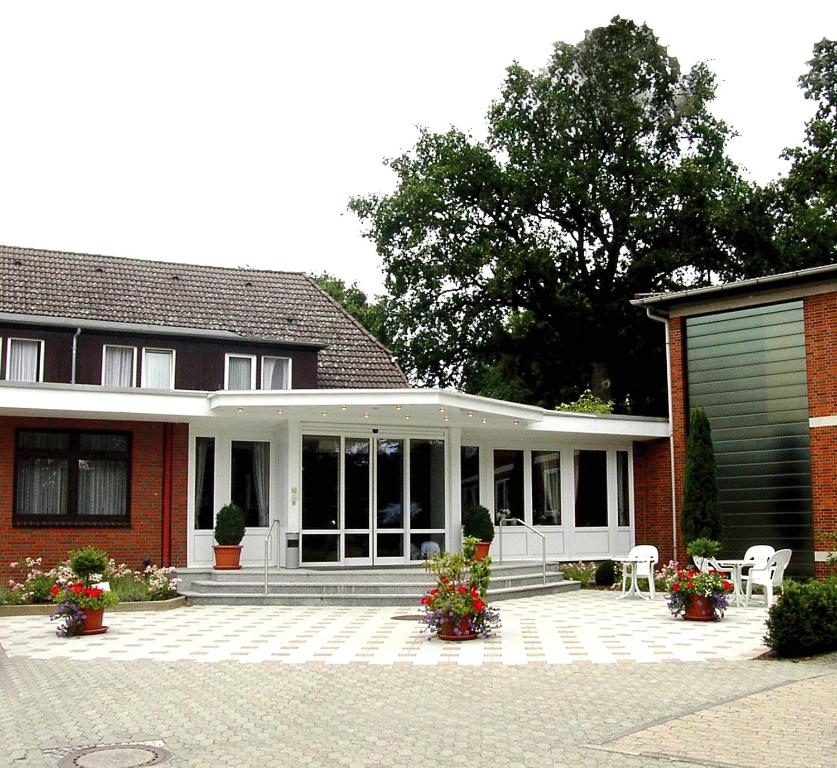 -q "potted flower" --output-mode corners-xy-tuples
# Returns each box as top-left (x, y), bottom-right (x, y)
(462, 504), (495, 560)
(667, 568), (733, 621)
(50, 581), (119, 636)
(420, 548), (499, 640)
(685, 537), (722, 571)
(213, 503), (246, 570)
